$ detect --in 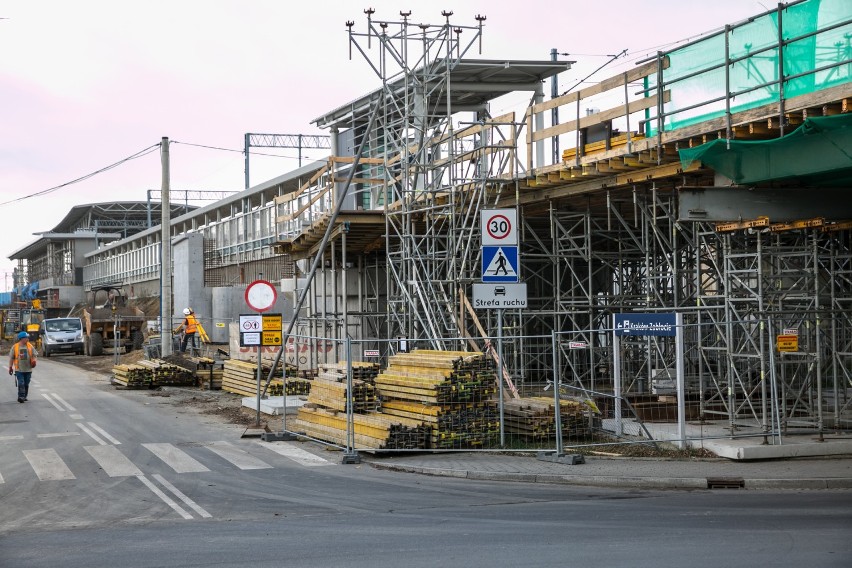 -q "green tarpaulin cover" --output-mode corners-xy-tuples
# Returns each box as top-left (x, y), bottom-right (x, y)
(678, 113), (852, 185)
